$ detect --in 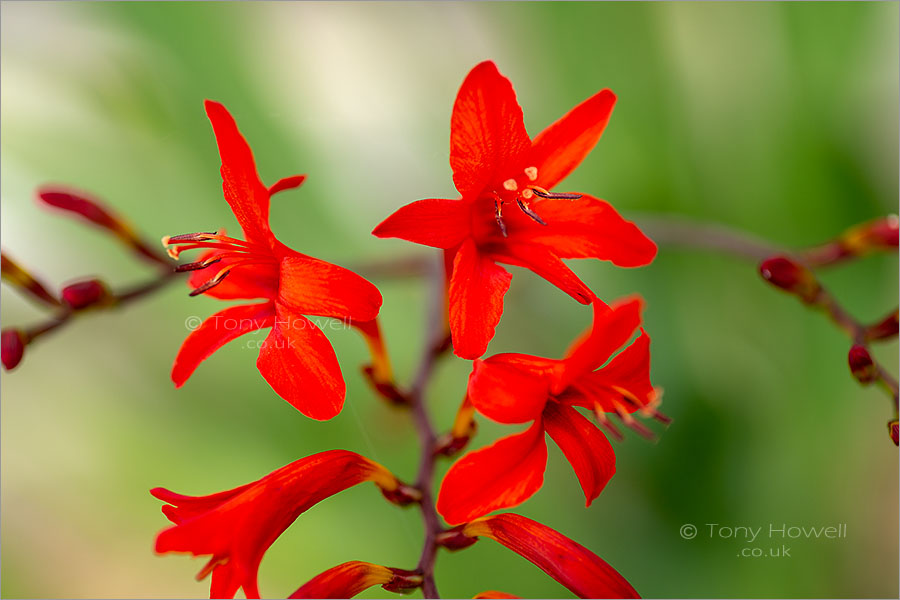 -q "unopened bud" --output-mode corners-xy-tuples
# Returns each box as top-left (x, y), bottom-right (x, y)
(889, 420), (899, 446)
(842, 215), (899, 254)
(847, 344), (877, 385)
(435, 527), (479, 551)
(759, 256), (821, 303)
(61, 279), (110, 310)
(1, 253), (60, 307)
(1, 329), (26, 371)
(866, 309), (899, 342)
(382, 569), (423, 594)
(380, 483), (421, 506)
